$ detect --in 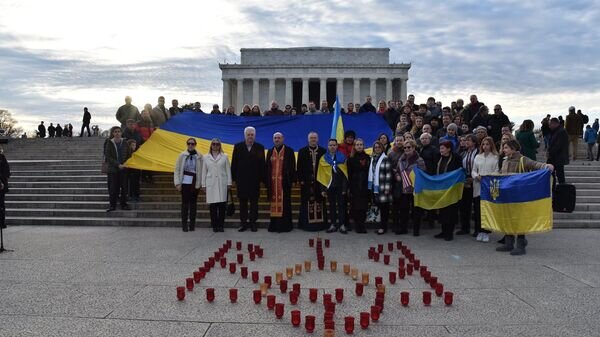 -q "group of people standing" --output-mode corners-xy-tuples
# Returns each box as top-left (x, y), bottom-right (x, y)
(36, 107), (95, 138)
